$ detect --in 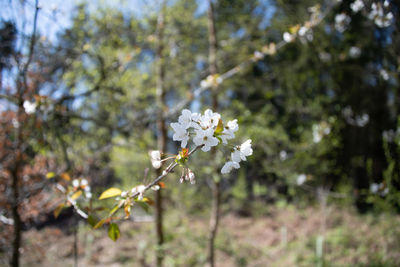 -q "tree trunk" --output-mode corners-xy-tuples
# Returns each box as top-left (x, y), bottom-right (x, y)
(155, 3), (167, 266)
(73, 216), (79, 267)
(208, 181), (220, 267)
(207, 0), (220, 266)
(11, 167), (21, 267)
